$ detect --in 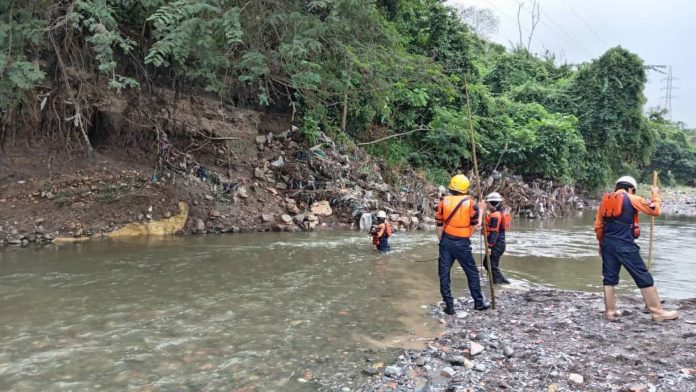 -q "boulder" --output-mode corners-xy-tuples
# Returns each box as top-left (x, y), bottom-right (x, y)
(310, 201), (332, 216)
(279, 214), (293, 224)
